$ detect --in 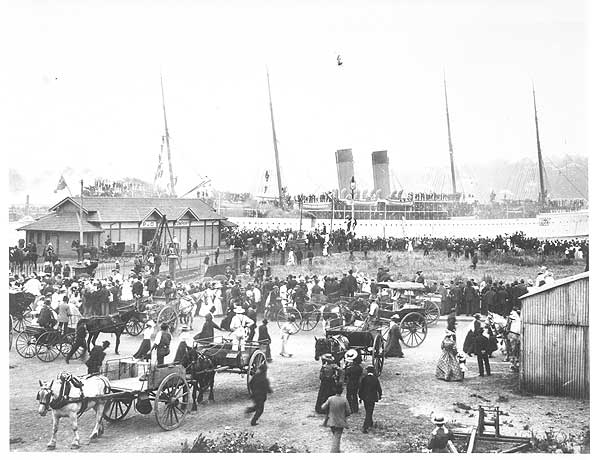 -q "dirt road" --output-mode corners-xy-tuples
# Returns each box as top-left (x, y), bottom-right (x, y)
(9, 315), (589, 452)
